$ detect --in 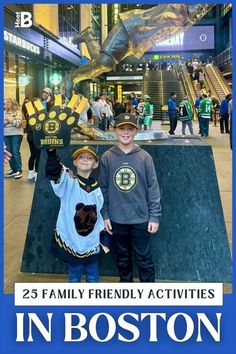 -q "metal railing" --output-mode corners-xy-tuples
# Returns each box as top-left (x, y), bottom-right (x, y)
(214, 47), (232, 68)
(180, 67), (196, 105)
(203, 68), (220, 101)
